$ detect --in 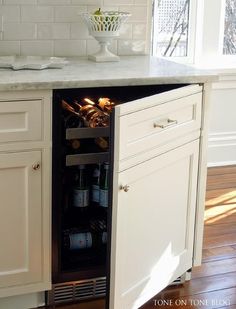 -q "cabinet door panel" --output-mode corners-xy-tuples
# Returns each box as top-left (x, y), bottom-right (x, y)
(0, 100), (42, 143)
(0, 151), (42, 288)
(109, 140), (199, 309)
